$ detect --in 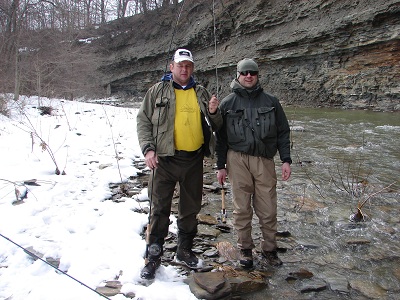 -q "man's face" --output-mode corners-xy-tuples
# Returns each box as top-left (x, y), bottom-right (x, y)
(170, 61), (194, 86)
(237, 70), (258, 89)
